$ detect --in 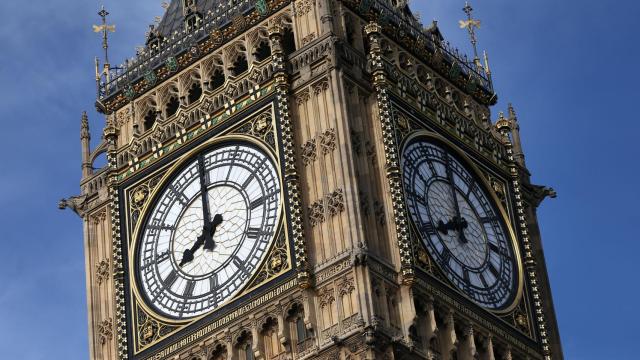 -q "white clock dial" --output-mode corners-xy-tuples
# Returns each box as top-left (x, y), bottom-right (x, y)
(136, 143), (281, 319)
(402, 138), (519, 310)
